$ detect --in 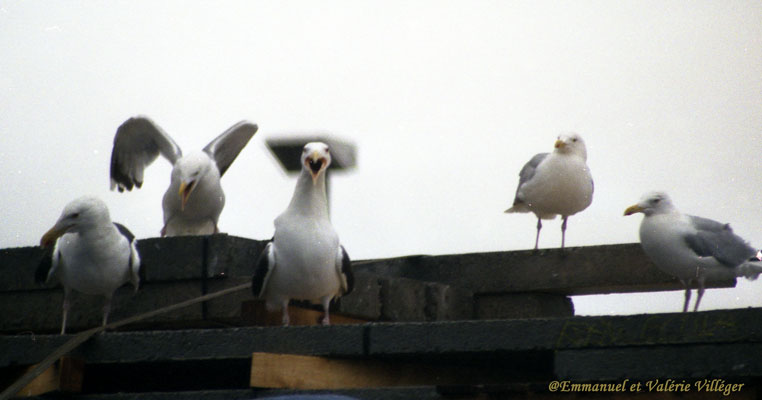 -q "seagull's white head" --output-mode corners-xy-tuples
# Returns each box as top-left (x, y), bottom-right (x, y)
(302, 142), (331, 185)
(41, 196), (111, 247)
(173, 152), (214, 211)
(624, 191), (676, 217)
(554, 133), (587, 160)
